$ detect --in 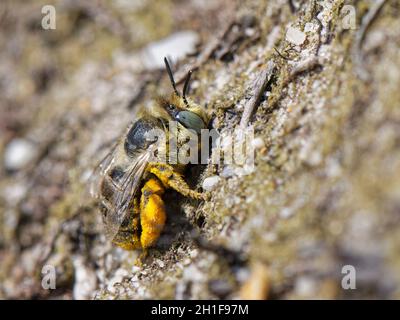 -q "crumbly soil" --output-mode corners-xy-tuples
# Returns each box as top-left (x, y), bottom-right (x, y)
(1, 0), (400, 299)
